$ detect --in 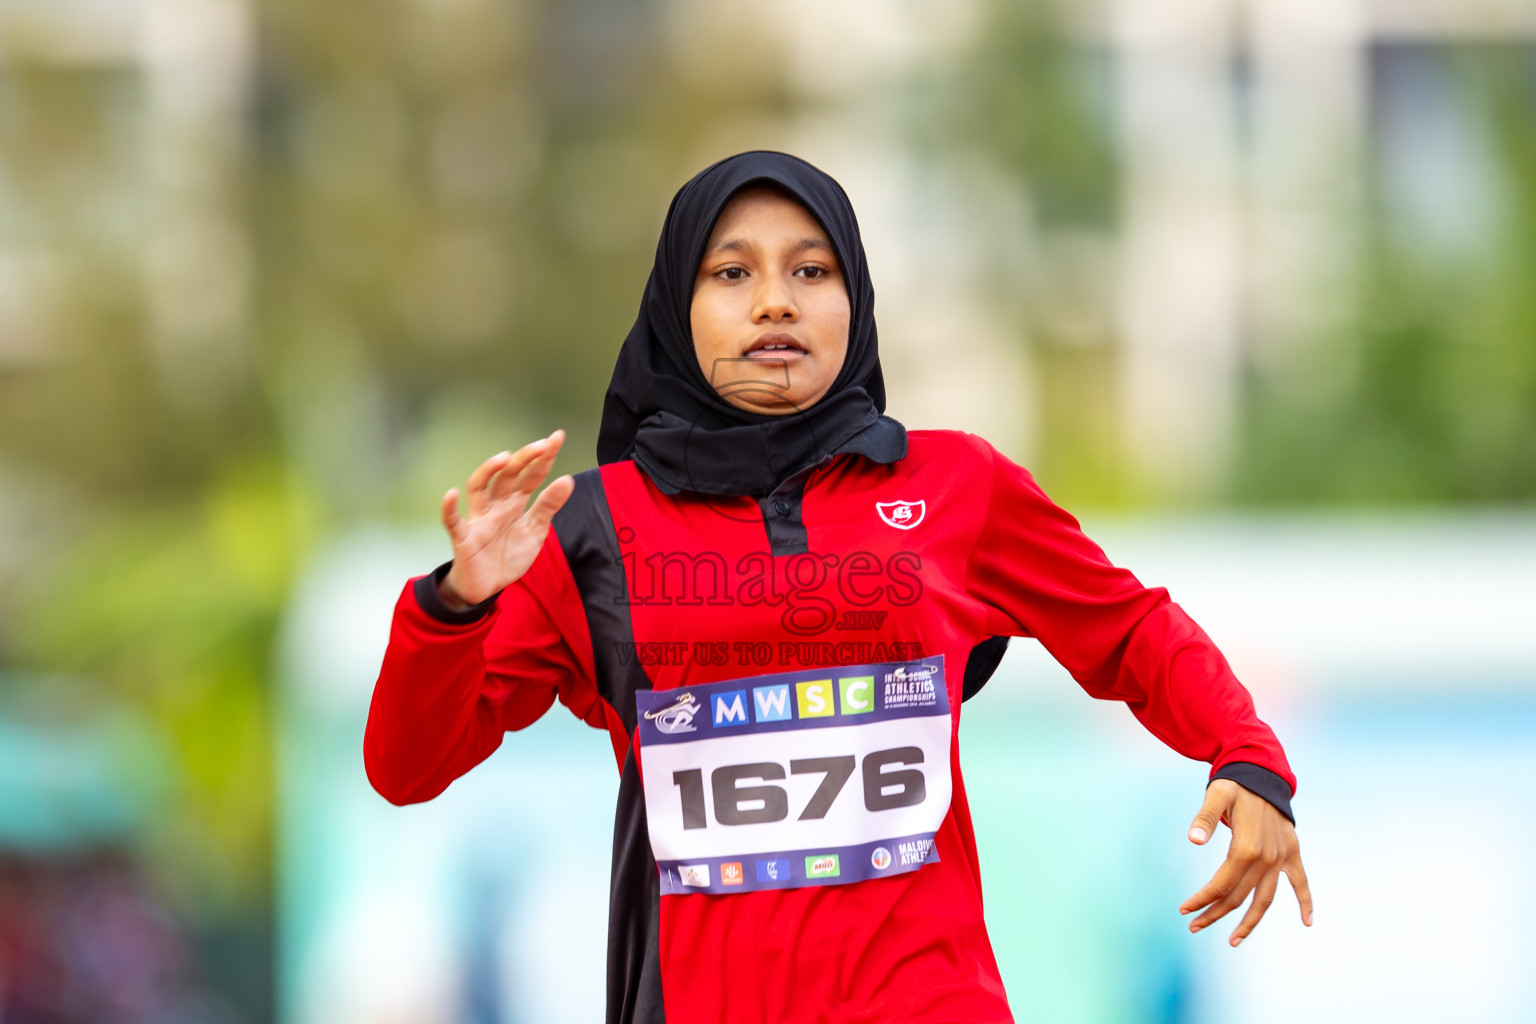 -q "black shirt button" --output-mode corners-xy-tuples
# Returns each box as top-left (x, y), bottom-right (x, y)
(773, 499), (791, 517)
